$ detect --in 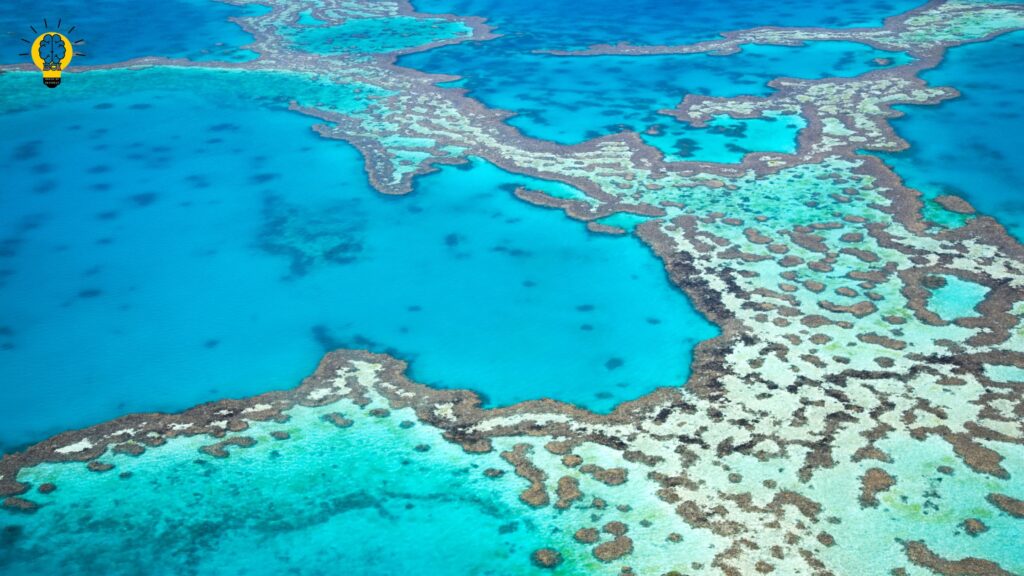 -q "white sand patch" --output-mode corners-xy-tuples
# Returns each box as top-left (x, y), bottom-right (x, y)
(433, 402), (457, 422)
(55, 438), (93, 454)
